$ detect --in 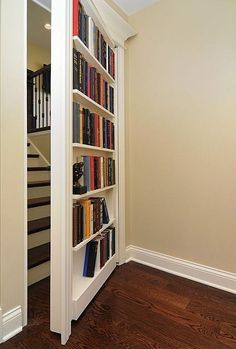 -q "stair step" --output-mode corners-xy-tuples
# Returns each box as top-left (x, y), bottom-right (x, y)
(28, 126), (51, 134)
(28, 242), (50, 269)
(27, 154), (39, 158)
(28, 216), (50, 235)
(28, 196), (50, 208)
(27, 166), (50, 172)
(28, 180), (50, 188)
